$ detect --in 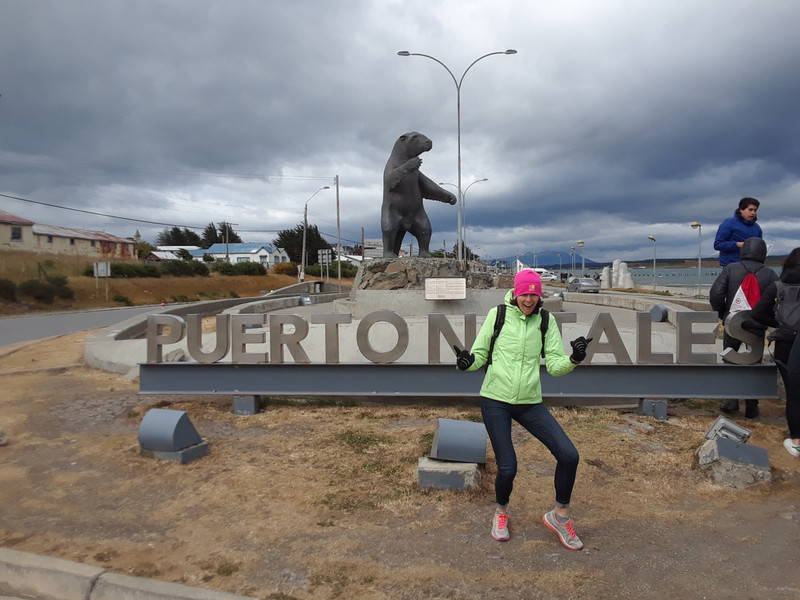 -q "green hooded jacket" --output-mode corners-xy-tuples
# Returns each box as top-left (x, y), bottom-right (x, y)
(466, 290), (576, 404)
